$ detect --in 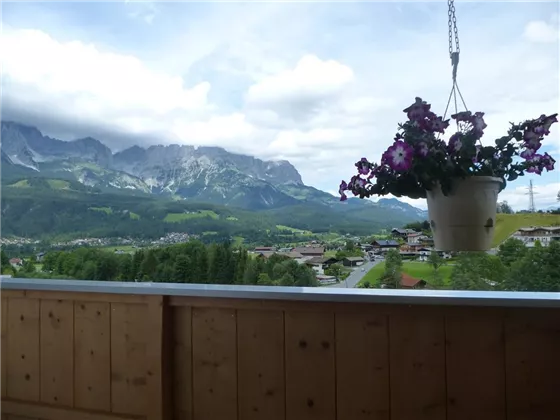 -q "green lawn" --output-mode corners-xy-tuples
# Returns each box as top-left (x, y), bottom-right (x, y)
(9, 179), (30, 188)
(99, 245), (138, 253)
(275, 225), (312, 234)
(46, 179), (70, 189)
(360, 261), (454, 286)
(89, 206), (113, 215)
(129, 212), (141, 220)
(493, 213), (560, 246)
(226, 216), (239, 221)
(164, 210), (219, 222)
